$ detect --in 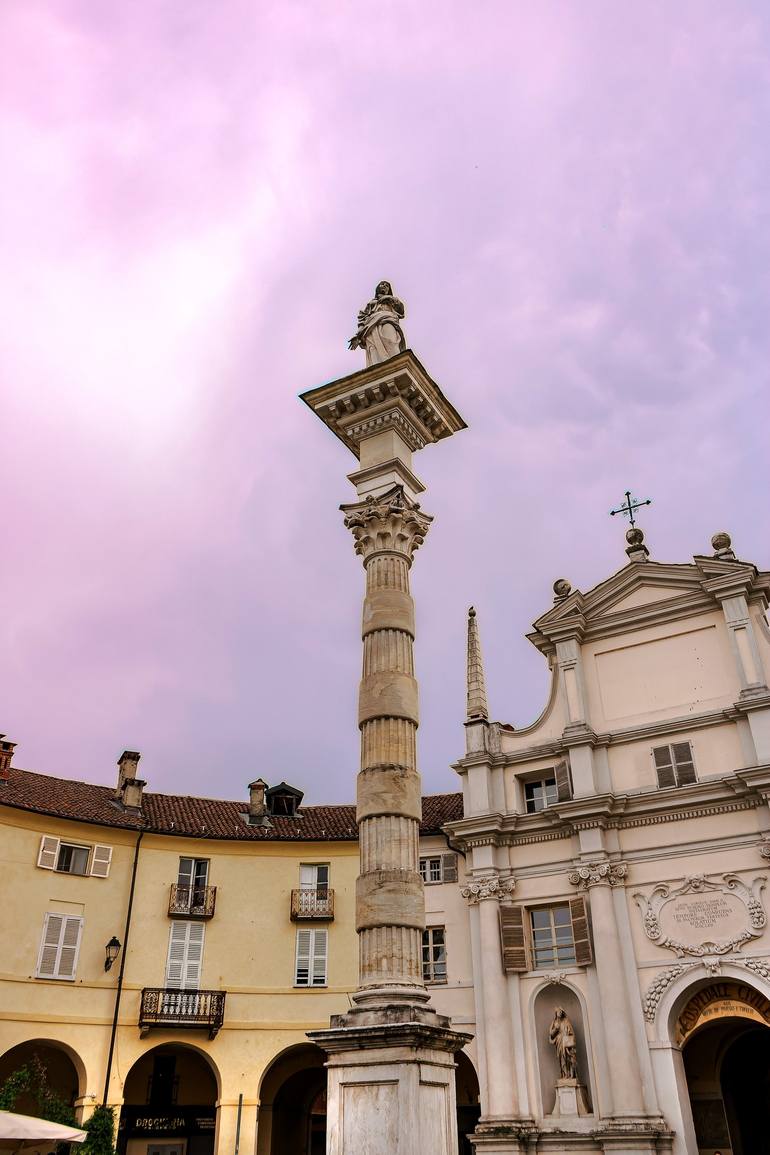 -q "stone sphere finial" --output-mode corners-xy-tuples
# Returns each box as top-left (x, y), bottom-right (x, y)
(468, 606), (476, 618)
(553, 579), (571, 602)
(711, 531), (735, 560)
(626, 527), (644, 546)
(625, 525), (650, 561)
